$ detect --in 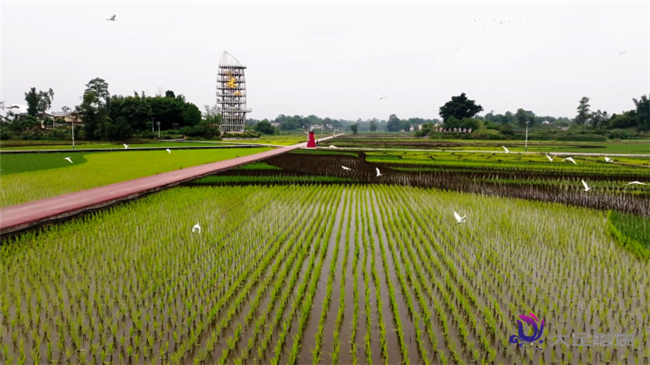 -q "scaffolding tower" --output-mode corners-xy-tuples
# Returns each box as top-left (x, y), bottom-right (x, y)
(217, 51), (252, 133)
